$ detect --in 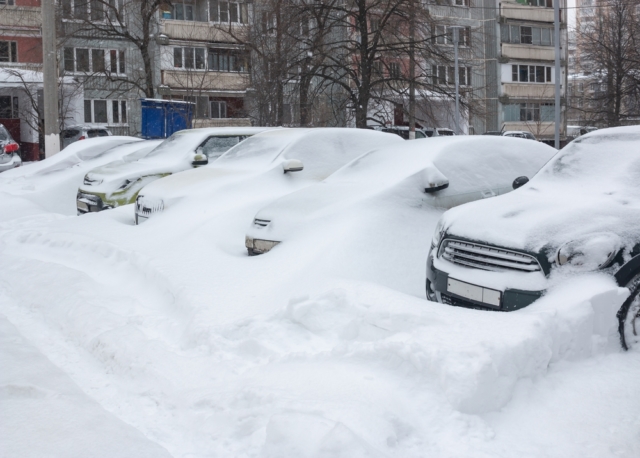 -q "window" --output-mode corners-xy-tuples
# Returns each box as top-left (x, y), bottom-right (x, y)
(0, 96), (19, 118)
(174, 48), (183, 68)
(210, 1), (247, 23)
(0, 0), (16, 5)
(372, 60), (383, 75)
(502, 103), (555, 122)
(502, 24), (554, 46)
(63, 47), (113, 73)
(109, 50), (126, 74)
(433, 25), (471, 46)
(210, 101), (227, 118)
(453, 0), (469, 5)
(62, 0), (122, 21)
(90, 0), (105, 21)
(107, 0), (125, 22)
(370, 18), (380, 33)
(433, 65), (471, 86)
(173, 1), (194, 20)
(389, 62), (401, 79)
(0, 41), (17, 63)
(84, 99), (127, 124)
(511, 64), (552, 83)
(174, 47), (247, 72)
